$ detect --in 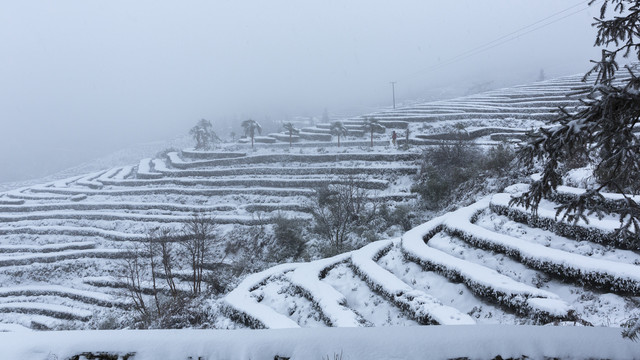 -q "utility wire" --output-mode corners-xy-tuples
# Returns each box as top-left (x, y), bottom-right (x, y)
(397, 0), (602, 82)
